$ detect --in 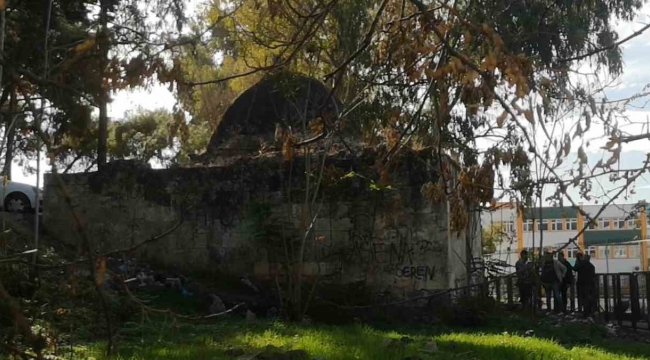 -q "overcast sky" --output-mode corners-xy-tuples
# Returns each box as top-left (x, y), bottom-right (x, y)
(14, 3), (650, 208)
